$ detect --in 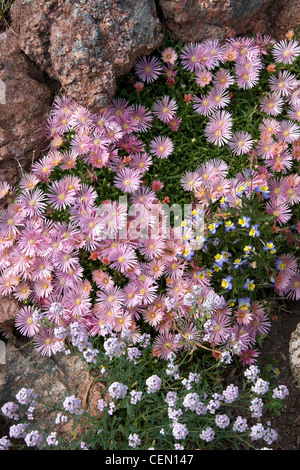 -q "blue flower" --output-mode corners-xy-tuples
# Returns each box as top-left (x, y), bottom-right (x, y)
(238, 297), (251, 310)
(244, 278), (255, 291)
(249, 224), (260, 237)
(238, 216), (251, 228)
(221, 276), (233, 290)
(224, 220), (236, 232)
